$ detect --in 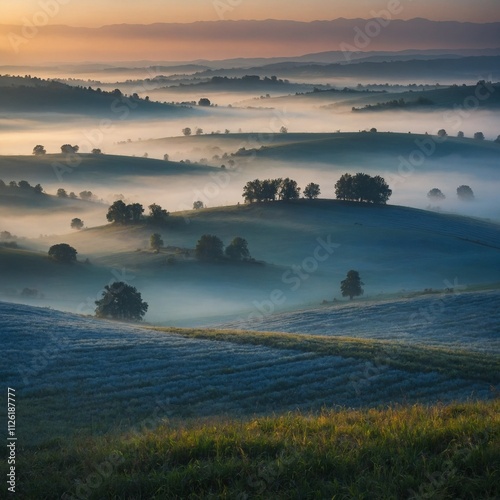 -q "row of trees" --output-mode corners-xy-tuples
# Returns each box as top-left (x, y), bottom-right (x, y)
(335, 173), (392, 204)
(243, 178), (320, 203)
(428, 185), (475, 201)
(106, 201), (169, 224)
(241, 174), (391, 205)
(0, 179), (43, 194)
(33, 144), (102, 155)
